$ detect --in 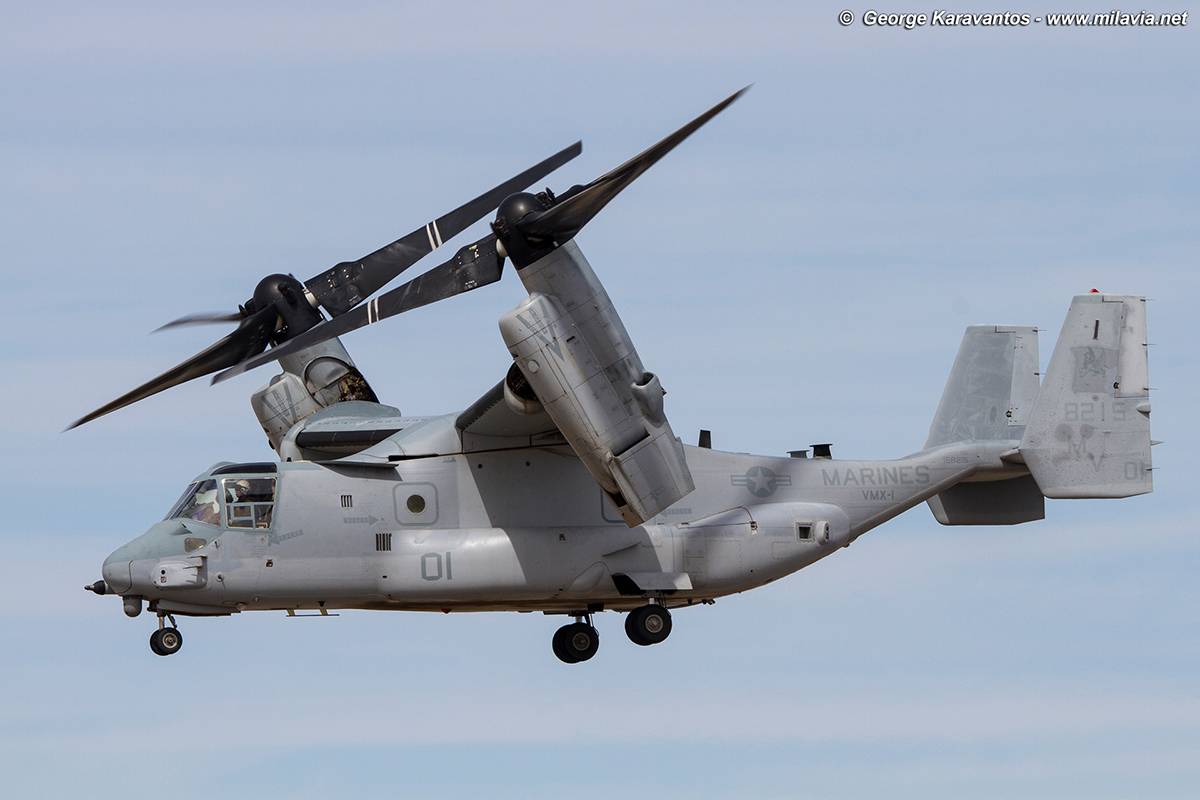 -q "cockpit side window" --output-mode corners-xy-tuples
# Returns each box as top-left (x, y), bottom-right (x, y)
(168, 479), (222, 526)
(223, 477), (276, 529)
